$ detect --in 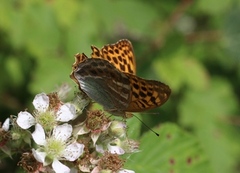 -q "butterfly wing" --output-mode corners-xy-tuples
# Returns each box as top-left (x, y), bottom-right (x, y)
(71, 40), (171, 117)
(91, 39), (136, 75)
(125, 73), (171, 112)
(73, 57), (132, 116)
